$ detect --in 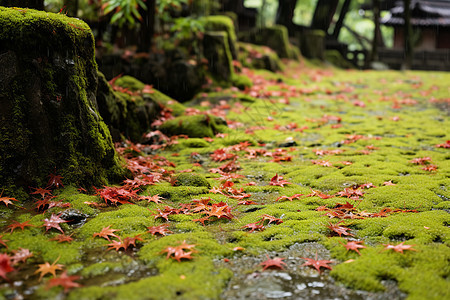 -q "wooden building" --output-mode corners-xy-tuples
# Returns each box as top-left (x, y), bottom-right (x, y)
(380, 0), (450, 70)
